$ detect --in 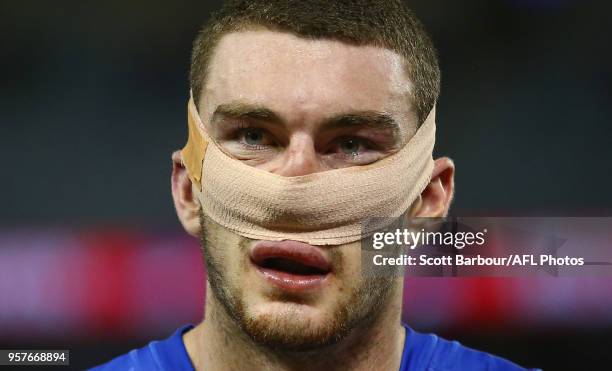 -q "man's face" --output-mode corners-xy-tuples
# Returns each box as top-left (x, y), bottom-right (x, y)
(197, 30), (417, 350)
